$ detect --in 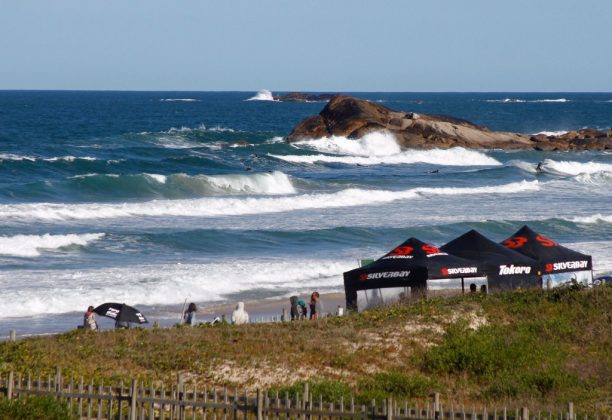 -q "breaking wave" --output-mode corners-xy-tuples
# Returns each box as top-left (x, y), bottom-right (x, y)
(245, 89), (277, 101)
(64, 171), (296, 197)
(0, 180), (539, 222)
(533, 131), (568, 136)
(0, 154), (97, 162)
(537, 159), (612, 183)
(511, 159), (612, 183)
(160, 98), (199, 102)
(0, 259), (350, 318)
(0, 233), (104, 257)
(271, 132), (500, 166)
(570, 214), (612, 224)
(485, 98), (569, 103)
